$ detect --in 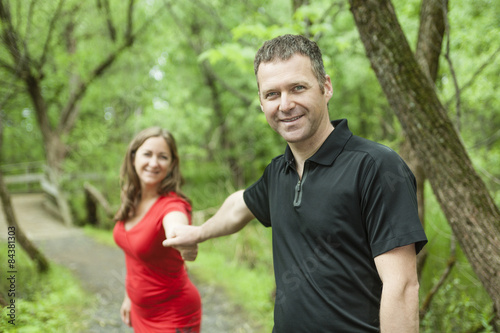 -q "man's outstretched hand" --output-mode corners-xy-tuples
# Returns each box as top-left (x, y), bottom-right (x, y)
(163, 224), (202, 261)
